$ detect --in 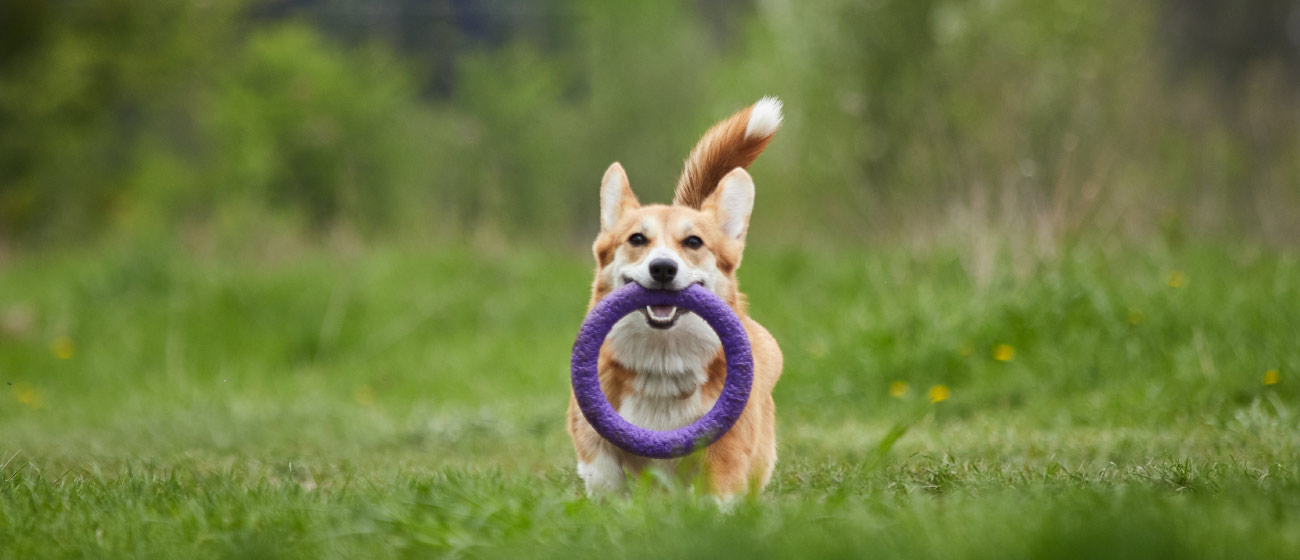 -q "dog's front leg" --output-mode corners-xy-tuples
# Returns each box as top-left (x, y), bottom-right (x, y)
(576, 446), (626, 496)
(570, 397), (628, 496)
